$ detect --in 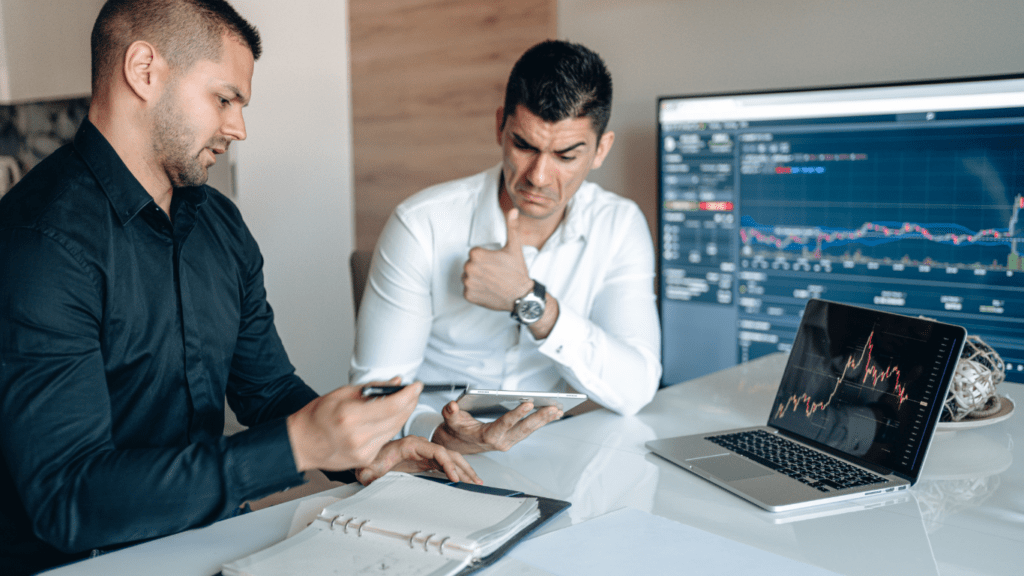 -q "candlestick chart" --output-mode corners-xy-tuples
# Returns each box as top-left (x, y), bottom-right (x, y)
(775, 330), (912, 422)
